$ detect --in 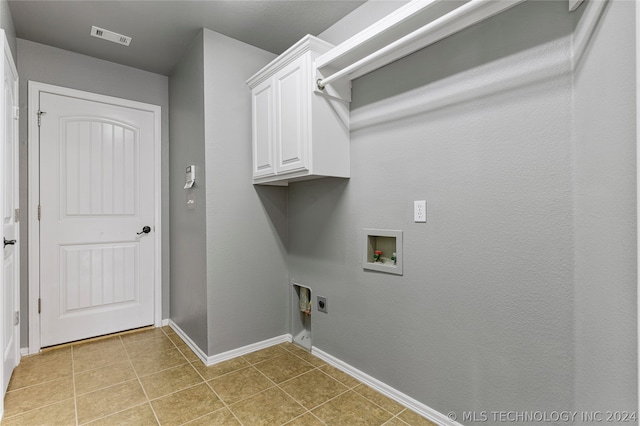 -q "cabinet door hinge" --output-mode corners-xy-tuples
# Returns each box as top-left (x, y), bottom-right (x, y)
(13, 311), (19, 326)
(14, 208), (19, 223)
(38, 299), (41, 314)
(13, 106), (19, 121)
(37, 110), (46, 127)
(38, 205), (41, 220)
